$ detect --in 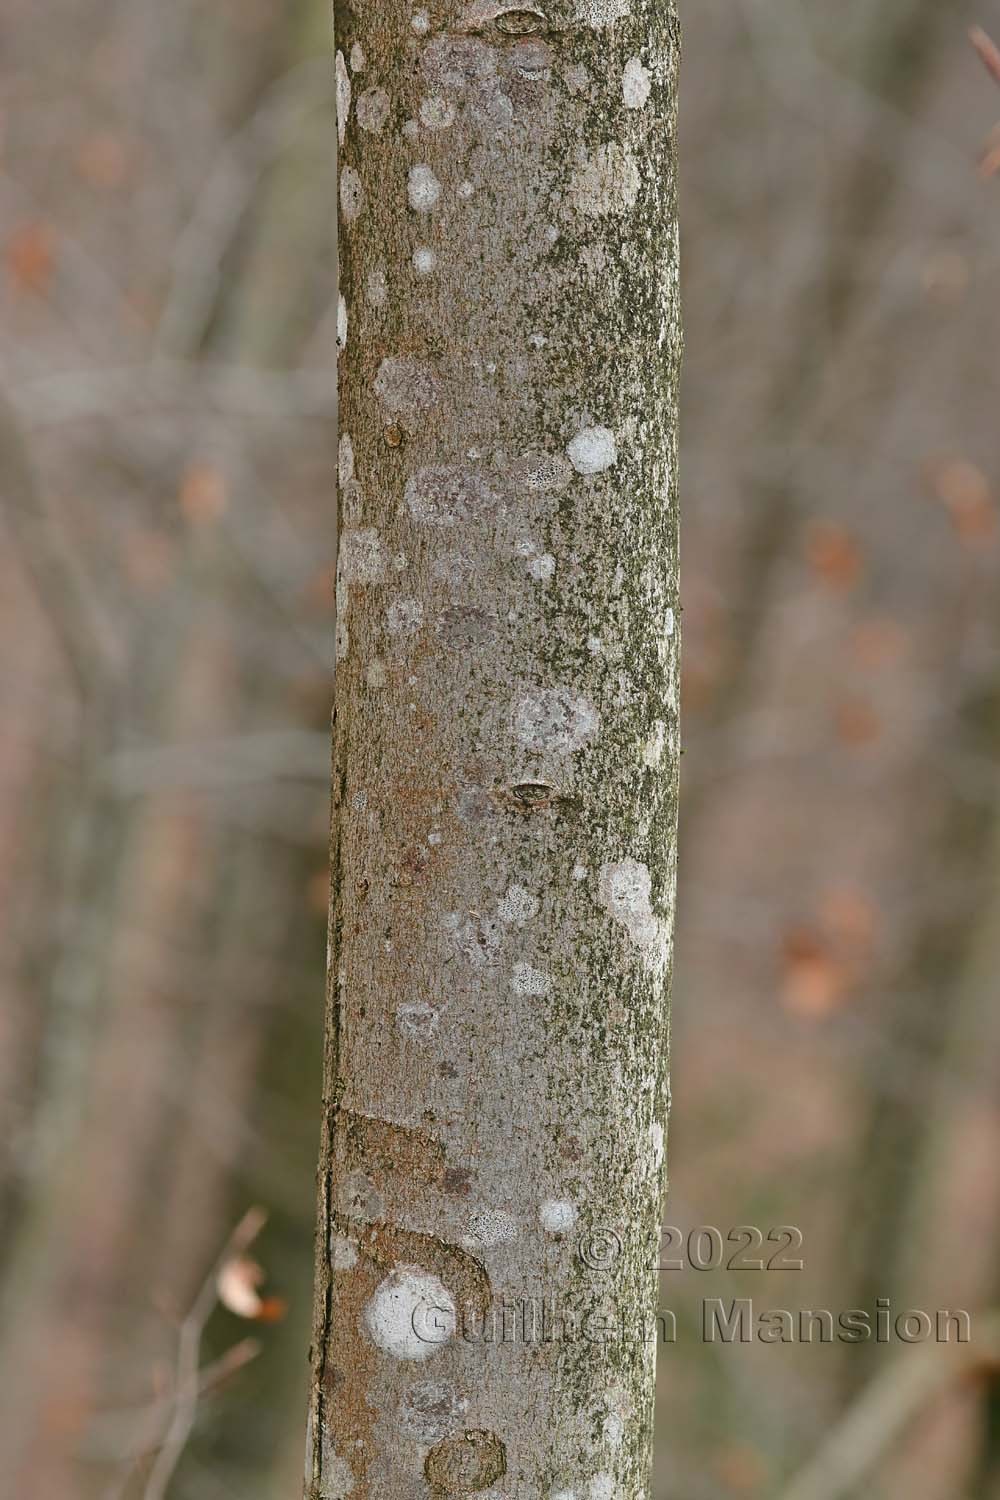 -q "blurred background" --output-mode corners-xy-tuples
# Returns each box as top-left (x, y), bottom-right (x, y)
(2, 1), (1000, 1496)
